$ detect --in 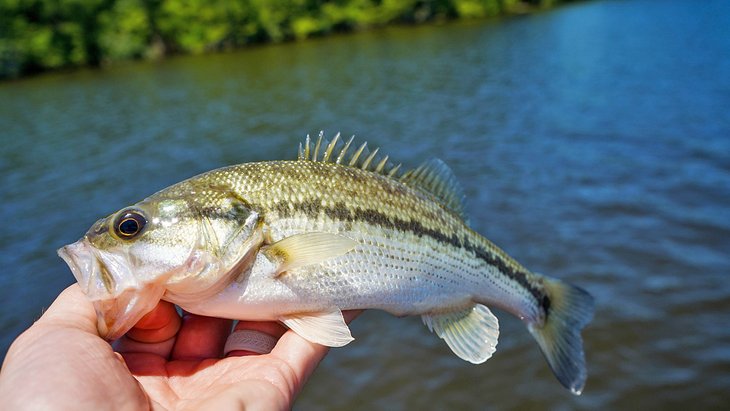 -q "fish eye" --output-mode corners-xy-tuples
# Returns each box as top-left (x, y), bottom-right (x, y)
(113, 209), (147, 239)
